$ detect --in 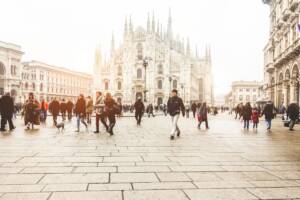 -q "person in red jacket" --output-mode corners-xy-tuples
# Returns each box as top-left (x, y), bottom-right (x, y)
(251, 107), (260, 129)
